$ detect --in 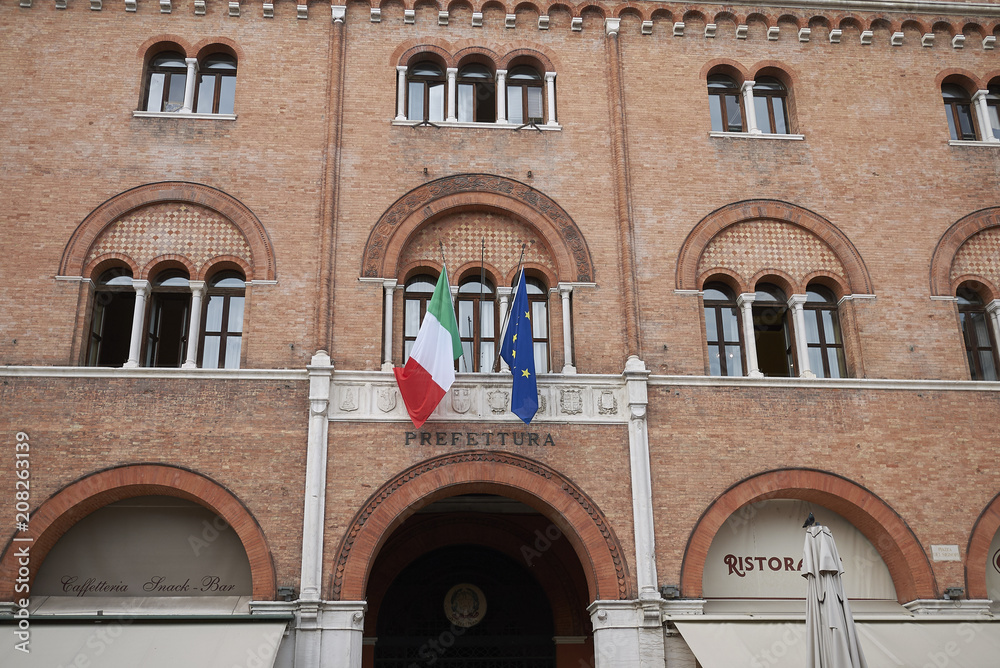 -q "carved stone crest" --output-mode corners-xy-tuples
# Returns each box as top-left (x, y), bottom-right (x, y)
(444, 583), (487, 628)
(487, 389), (509, 415)
(451, 387), (472, 414)
(597, 390), (618, 415)
(537, 393), (546, 415)
(340, 386), (358, 412)
(376, 387), (396, 413)
(560, 388), (583, 415)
